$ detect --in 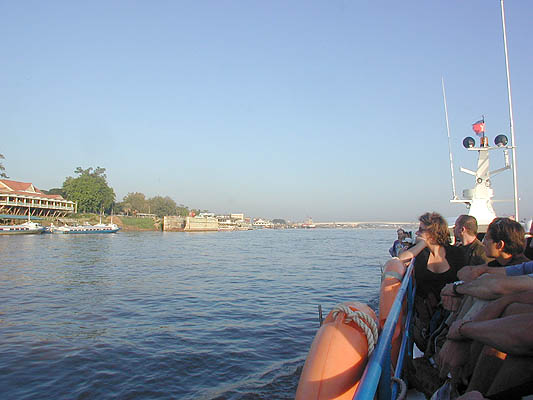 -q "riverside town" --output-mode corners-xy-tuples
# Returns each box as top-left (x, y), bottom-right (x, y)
(0, 175), (412, 233)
